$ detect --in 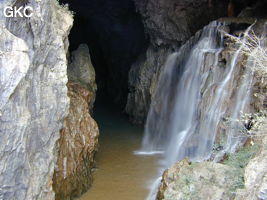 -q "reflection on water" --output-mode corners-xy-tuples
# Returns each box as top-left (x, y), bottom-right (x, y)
(78, 104), (161, 200)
